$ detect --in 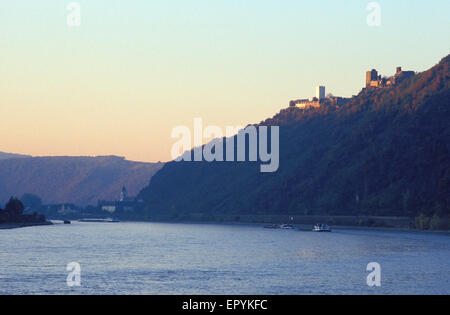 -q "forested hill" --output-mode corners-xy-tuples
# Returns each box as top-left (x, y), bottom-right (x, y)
(138, 55), (449, 219)
(0, 156), (163, 206)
